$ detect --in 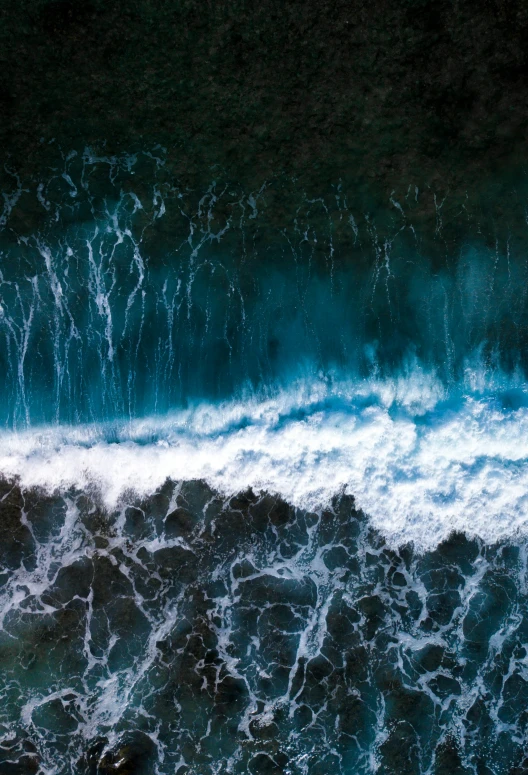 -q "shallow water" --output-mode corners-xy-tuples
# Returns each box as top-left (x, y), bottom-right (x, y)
(0, 480), (527, 774)
(0, 150), (527, 427)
